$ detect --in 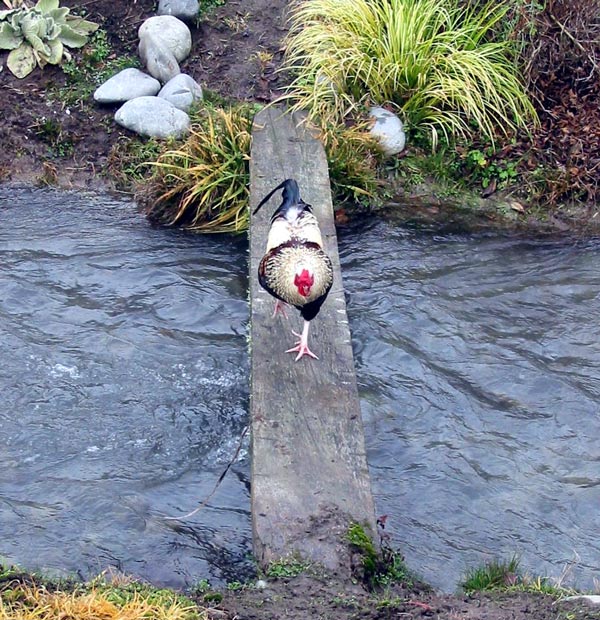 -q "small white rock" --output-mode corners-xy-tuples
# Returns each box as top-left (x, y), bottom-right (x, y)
(138, 15), (192, 62)
(562, 596), (600, 605)
(368, 106), (406, 156)
(93, 68), (161, 103)
(157, 0), (199, 23)
(115, 96), (191, 139)
(158, 73), (203, 111)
